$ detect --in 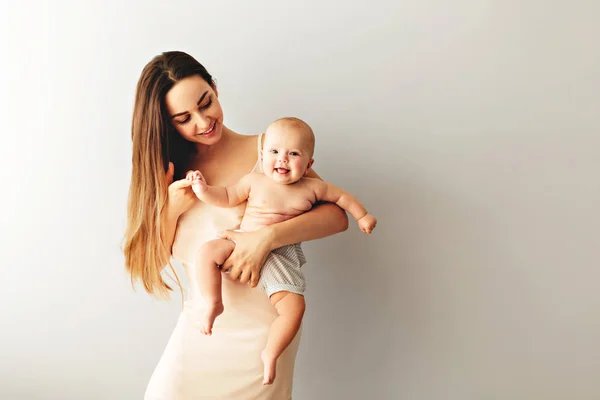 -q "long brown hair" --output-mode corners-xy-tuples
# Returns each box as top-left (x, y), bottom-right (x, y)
(123, 51), (215, 297)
